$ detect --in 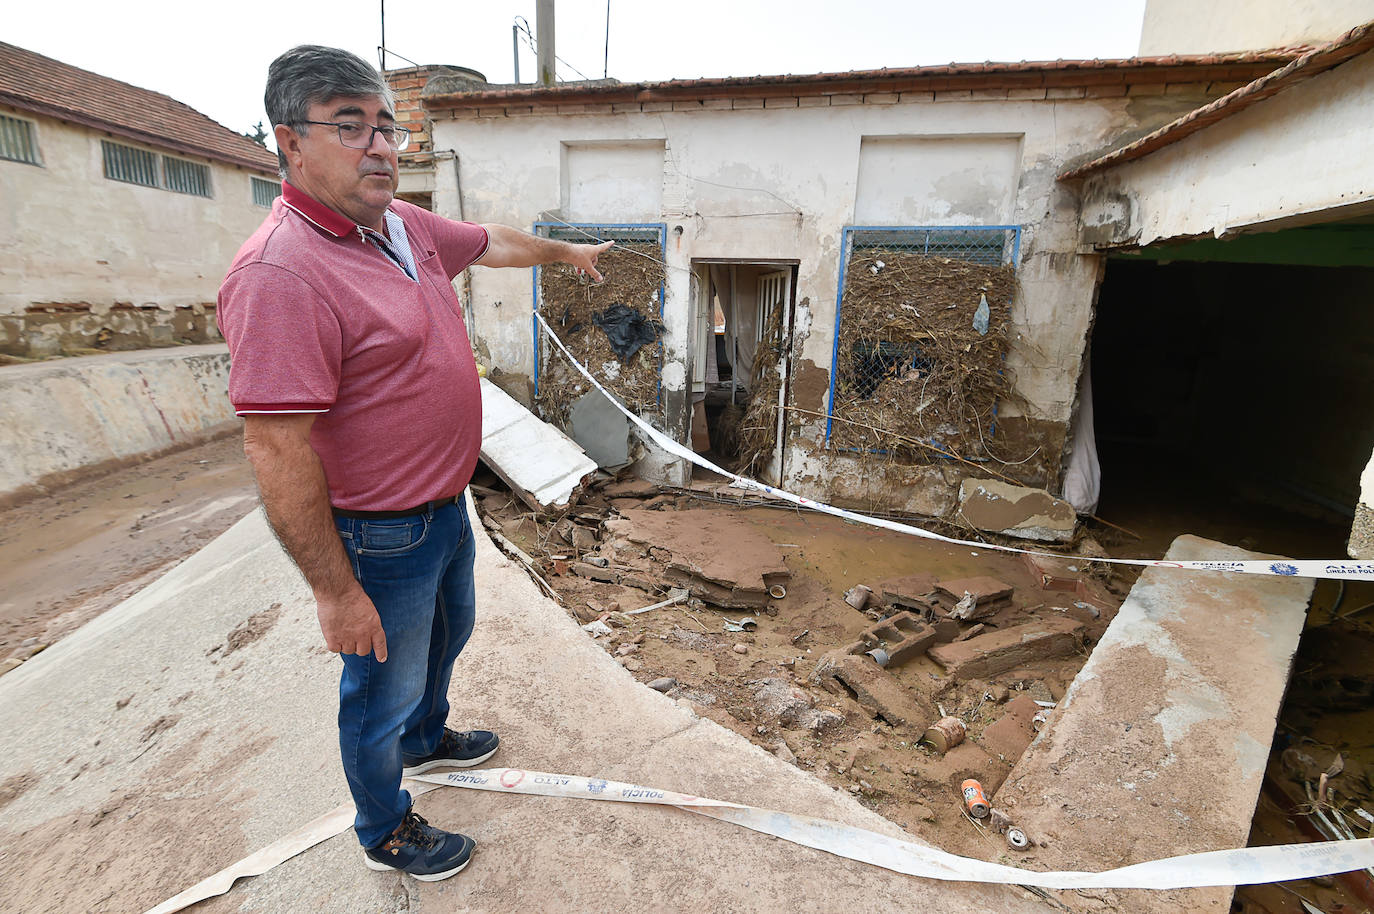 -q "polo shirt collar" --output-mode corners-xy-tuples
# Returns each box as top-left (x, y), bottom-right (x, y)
(281, 181), (371, 238)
